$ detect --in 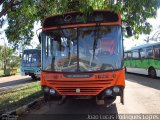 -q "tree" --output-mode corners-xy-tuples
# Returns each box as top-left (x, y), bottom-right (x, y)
(9, 55), (21, 70)
(0, 45), (3, 69)
(1, 0), (160, 48)
(1, 43), (7, 75)
(1, 45), (20, 75)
